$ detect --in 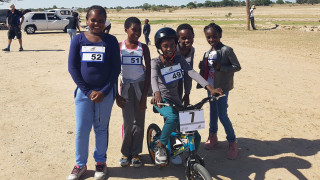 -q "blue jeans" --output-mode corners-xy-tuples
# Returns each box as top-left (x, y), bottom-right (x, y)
(209, 91), (236, 142)
(67, 29), (77, 41)
(154, 98), (201, 150)
(74, 87), (116, 167)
